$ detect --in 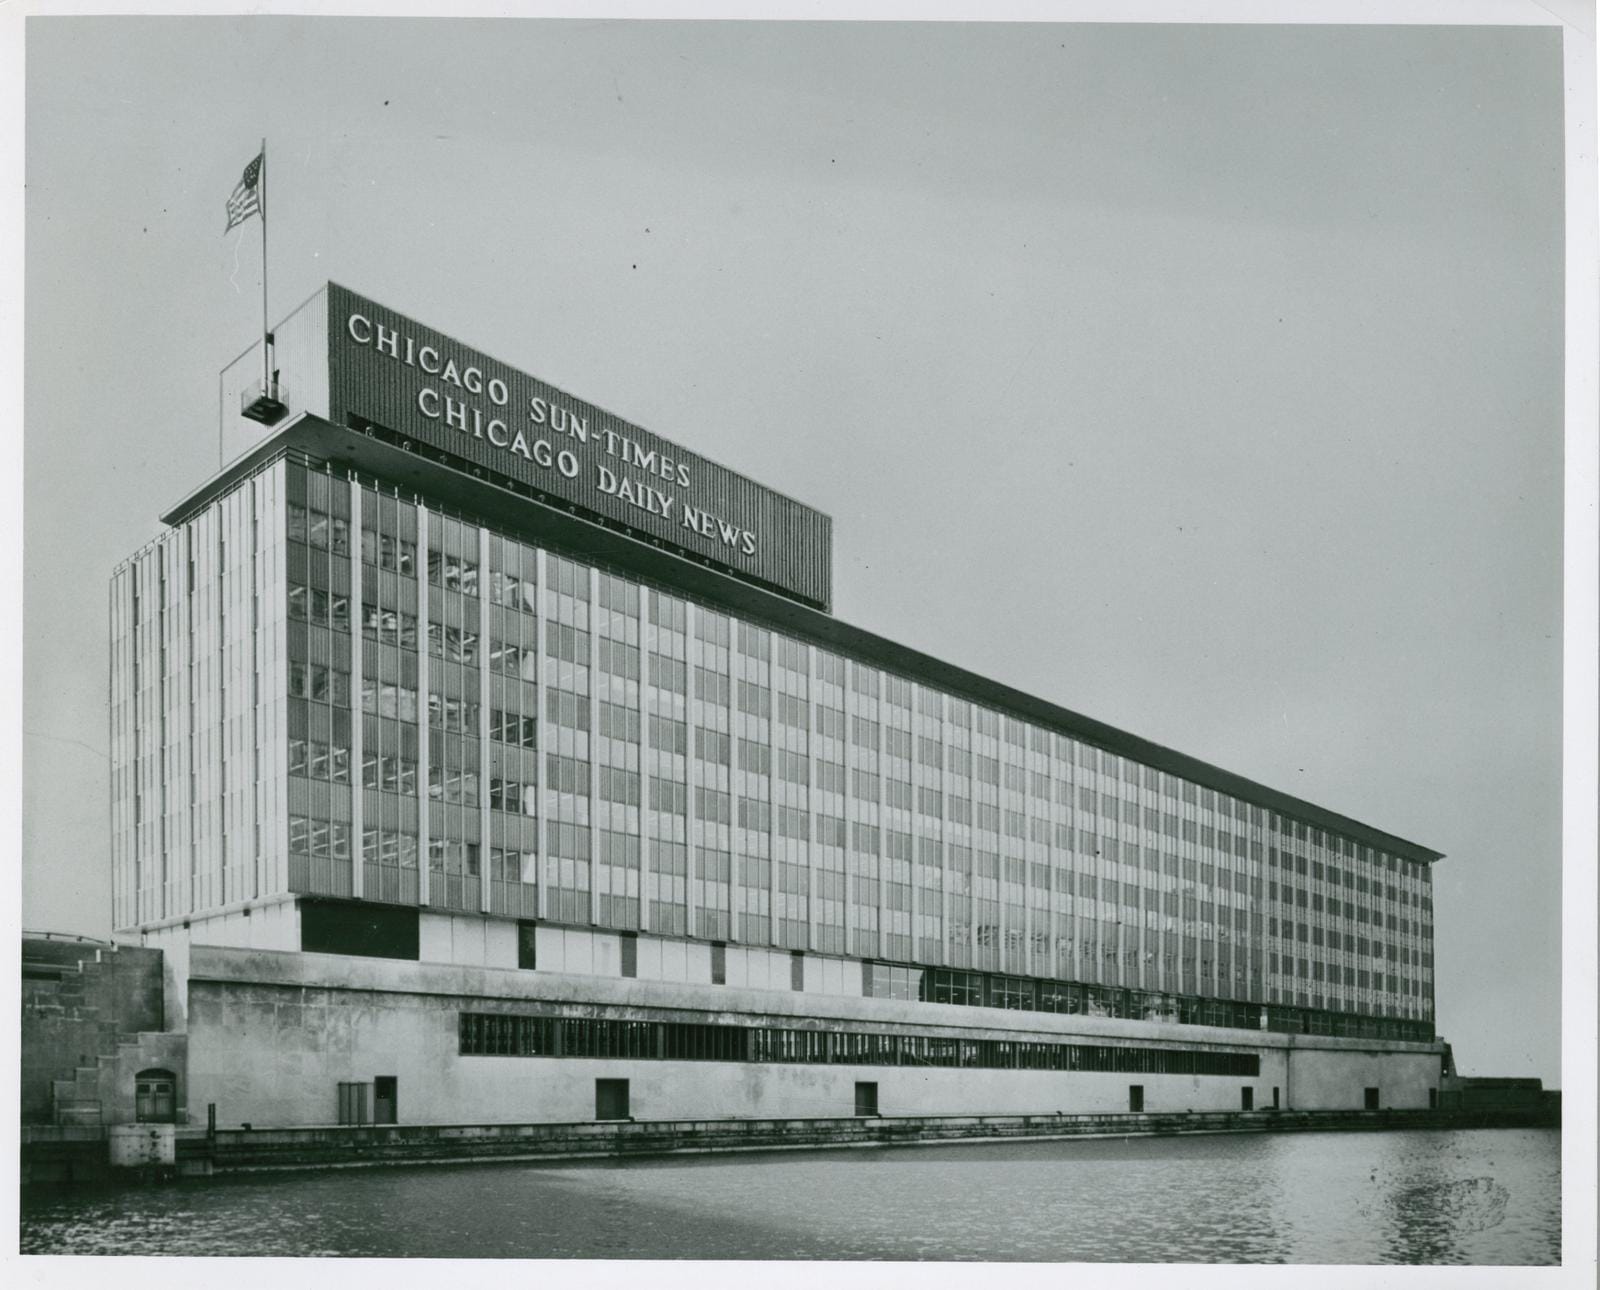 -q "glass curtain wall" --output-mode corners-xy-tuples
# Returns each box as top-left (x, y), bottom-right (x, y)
(113, 454), (1436, 1035)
